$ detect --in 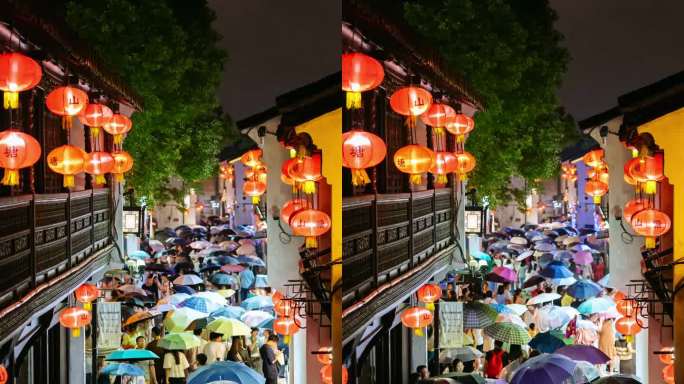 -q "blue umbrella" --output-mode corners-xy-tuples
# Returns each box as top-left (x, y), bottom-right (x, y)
(254, 274), (269, 288)
(489, 303), (514, 314)
(471, 251), (492, 261)
(566, 280), (602, 300)
(211, 273), (236, 286)
(528, 331), (566, 353)
(188, 360), (265, 384)
(237, 256), (266, 267)
(200, 262), (222, 272)
(241, 295), (274, 310)
(213, 255), (240, 265)
(101, 363), (145, 377)
(166, 237), (186, 246)
(209, 306), (246, 321)
(578, 297), (615, 315)
(178, 297), (216, 313)
(174, 285), (197, 295)
(539, 261), (573, 279)
(510, 353), (576, 384)
(105, 349), (159, 362)
(128, 250), (150, 260)
(257, 318), (274, 330)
